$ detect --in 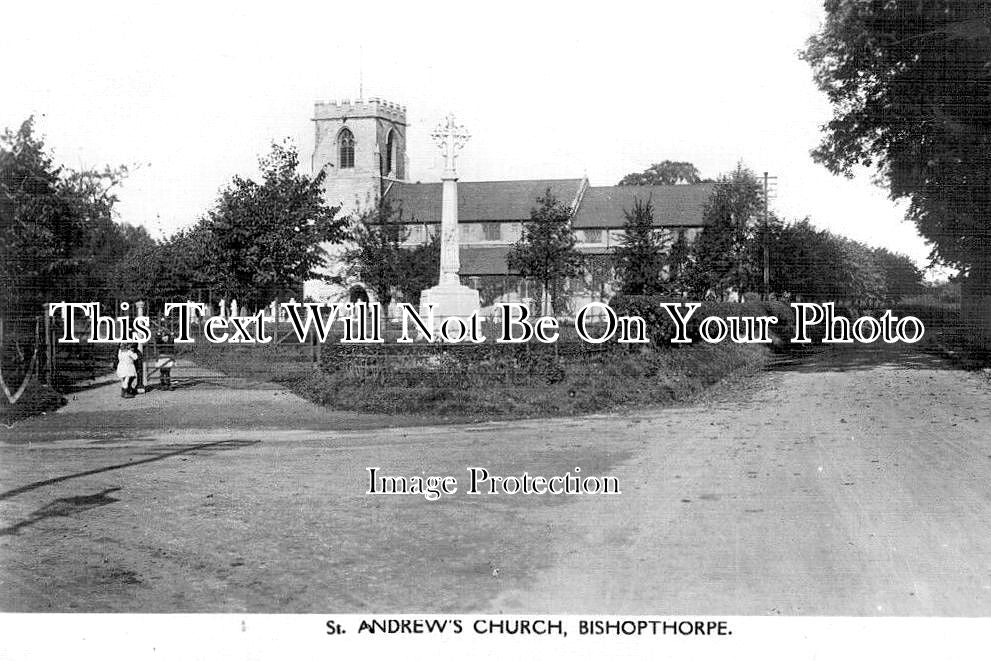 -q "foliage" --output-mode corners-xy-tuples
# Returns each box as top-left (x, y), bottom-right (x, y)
(609, 295), (795, 346)
(763, 218), (923, 305)
(398, 229), (440, 306)
(802, 1), (991, 338)
(506, 189), (583, 314)
(278, 339), (768, 419)
(338, 199), (440, 307)
(339, 199), (407, 307)
(200, 141), (345, 308)
(666, 229), (693, 292)
(686, 163), (764, 298)
(0, 117), (153, 316)
(873, 247), (926, 304)
(618, 160), (706, 186)
(0, 380), (66, 425)
(110, 225), (213, 307)
(916, 279), (961, 305)
(614, 196), (667, 295)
